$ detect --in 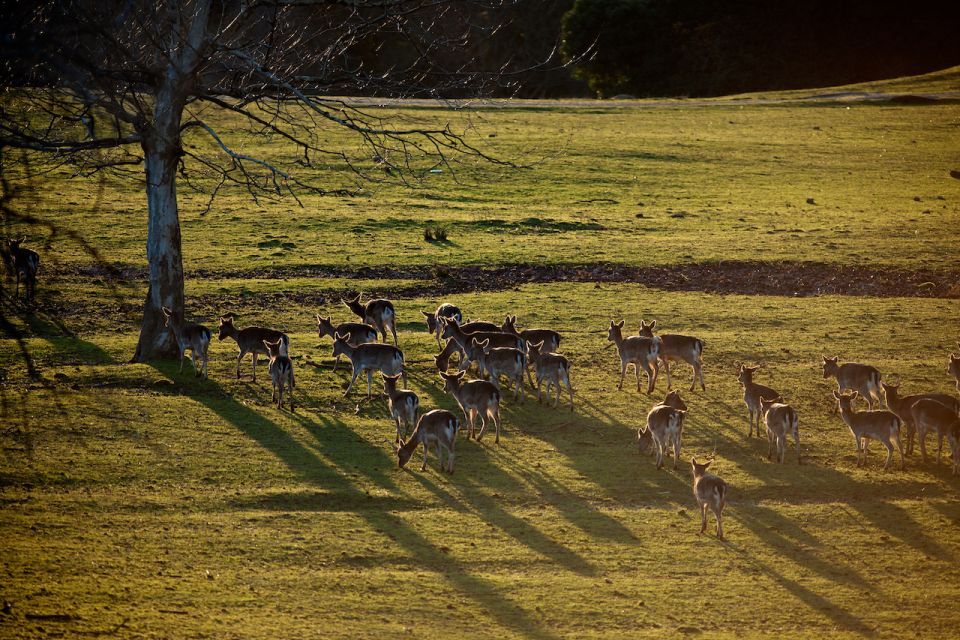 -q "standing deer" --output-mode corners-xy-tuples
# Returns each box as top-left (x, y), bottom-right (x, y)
(638, 404), (687, 470)
(501, 315), (561, 352)
(422, 303), (462, 349)
(160, 307), (210, 379)
(949, 347), (960, 393)
(759, 396), (801, 464)
(691, 458), (728, 539)
(343, 293), (398, 345)
(473, 338), (527, 402)
(397, 409), (459, 473)
(217, 314), (288, 382)
(333, 332), (406, 399)
(263, 339), (295, 411)
(439, 370), (502, 443)
(881, 382), (959, 456)
(638, 391), (688, 456)
(833, 390), (904, 471)
(316, 315), (378, 372)
(382, 373), (419, 442)
(6, 237), (39, 302)
(526, 340), (574, 410)
(909, 397), (960, 466)
(737, 364), (781, 438)
(440, 317), (523, 373)
(822, 356), (883, 409)
(606, 320), (660, 394)
(638, 320), (705, 391)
